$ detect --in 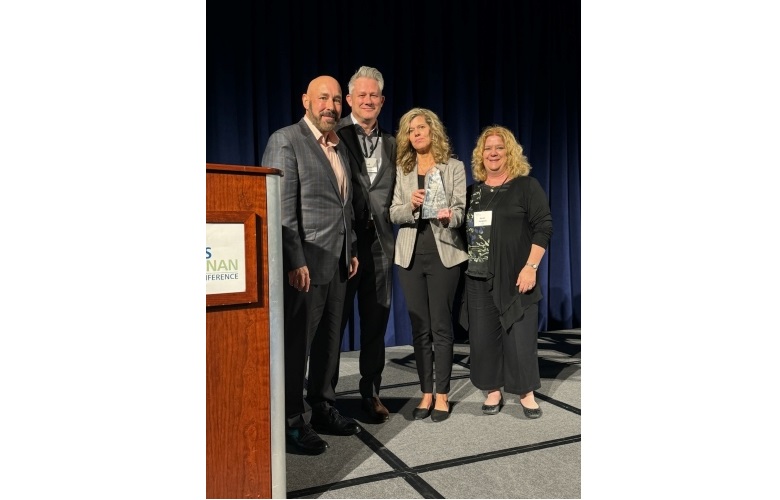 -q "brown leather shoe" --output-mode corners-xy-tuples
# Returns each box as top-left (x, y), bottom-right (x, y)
(361, 396), (389, 422)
